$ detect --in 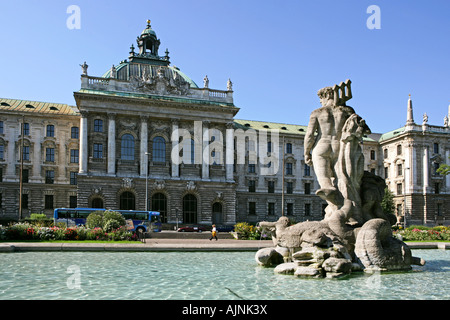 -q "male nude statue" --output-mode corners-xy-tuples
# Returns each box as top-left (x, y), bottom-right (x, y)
(304, 85), (356, 205)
